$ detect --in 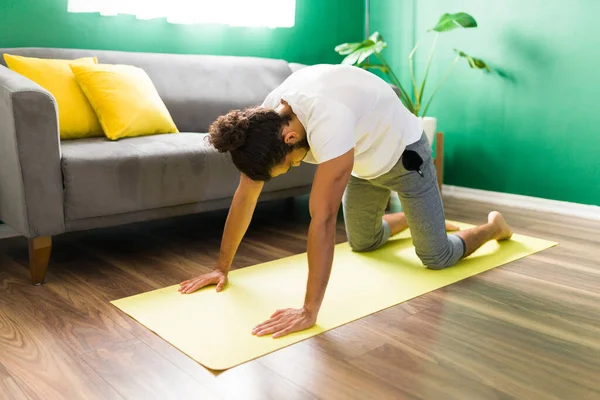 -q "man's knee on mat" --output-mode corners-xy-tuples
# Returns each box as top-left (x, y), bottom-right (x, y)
(349, 239), (380, 253)
(416, 234), (465, 270)
(347, 220), (391, 253)
(418, 250), (455, 270)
